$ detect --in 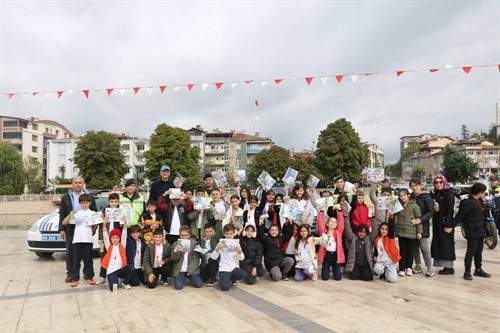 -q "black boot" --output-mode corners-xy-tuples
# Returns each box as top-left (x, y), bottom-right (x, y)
(474, 269), (491, 278)
(463, 272), (473, 280)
